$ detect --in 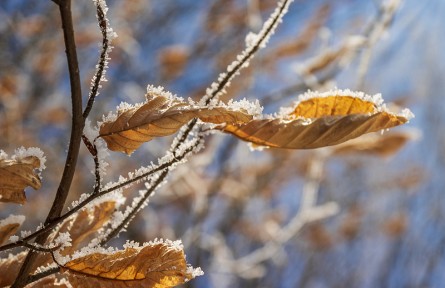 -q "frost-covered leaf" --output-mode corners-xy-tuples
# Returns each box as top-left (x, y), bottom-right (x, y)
(0, 215), (25, 245)
(30, 200), (121, 272)
(0, 156), (42, 204)
(220, 90), (413, 149)
(99, 87), (253, 154)
(62, 240), (203, 288)
(27, 275), (71, 288)
(54, 200), (117, 256)
(0, 252), (26, 287)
